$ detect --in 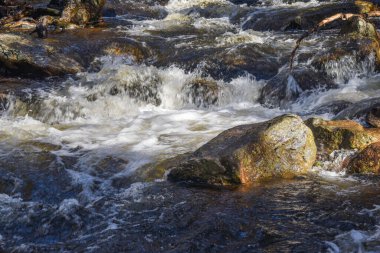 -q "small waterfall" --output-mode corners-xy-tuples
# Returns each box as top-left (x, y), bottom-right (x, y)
(4, 60), (264, 124)
(285, 74), (303, 102)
